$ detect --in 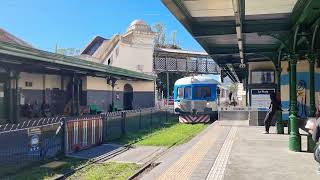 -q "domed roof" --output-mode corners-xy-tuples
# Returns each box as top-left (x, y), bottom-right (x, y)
(130, 19), (147, 26)
(127, 19), (152, 33)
